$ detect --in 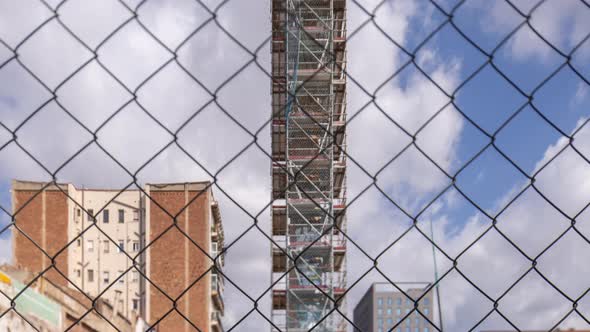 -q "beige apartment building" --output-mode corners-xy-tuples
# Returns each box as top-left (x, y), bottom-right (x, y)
(12, 180), (224, 331)
(68, 188), (143, 319)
